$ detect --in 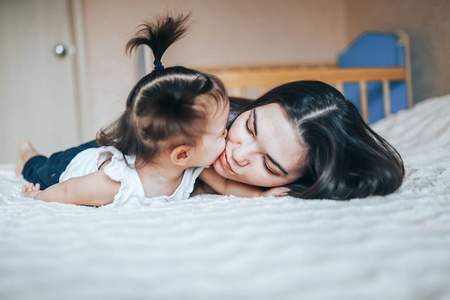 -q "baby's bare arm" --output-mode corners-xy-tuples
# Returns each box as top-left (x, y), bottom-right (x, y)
(199, 168), (264, 197)
(22, 170), (120, 206)
(198, 168), (291, 198)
